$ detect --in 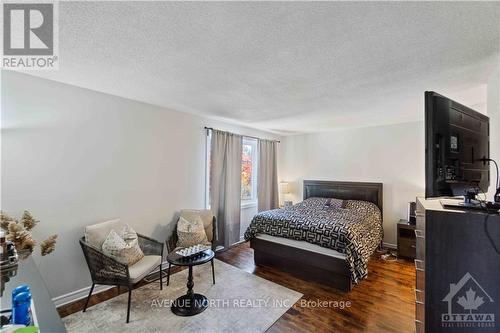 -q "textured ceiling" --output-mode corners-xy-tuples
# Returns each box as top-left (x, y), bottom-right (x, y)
(28, 1), (500, 134)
